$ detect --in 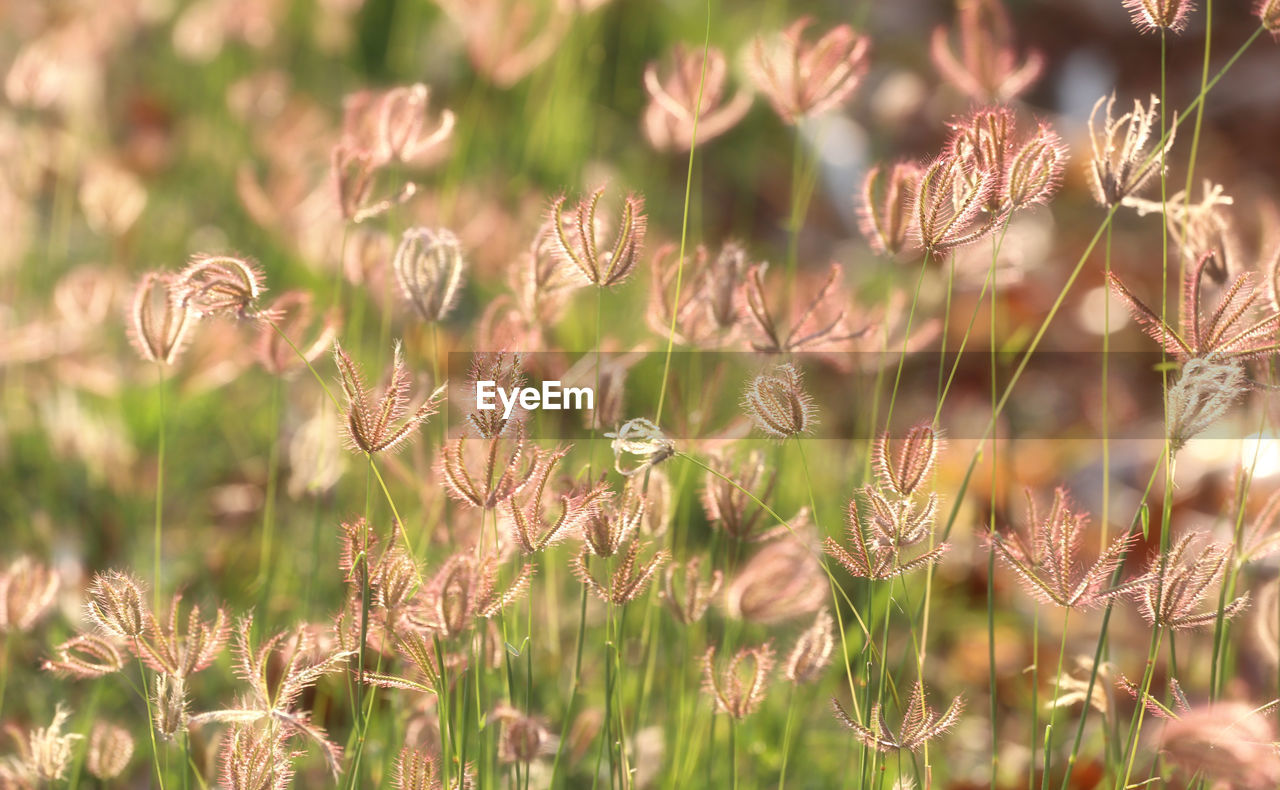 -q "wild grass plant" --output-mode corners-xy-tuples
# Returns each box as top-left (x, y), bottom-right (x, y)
(3, 0), (1280, 788)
